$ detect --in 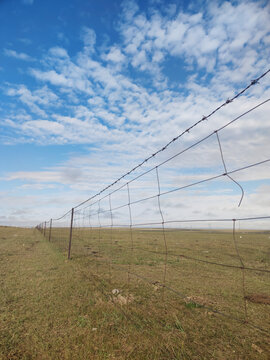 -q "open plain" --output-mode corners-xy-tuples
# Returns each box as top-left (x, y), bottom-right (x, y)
(0, 226), (269, 359)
